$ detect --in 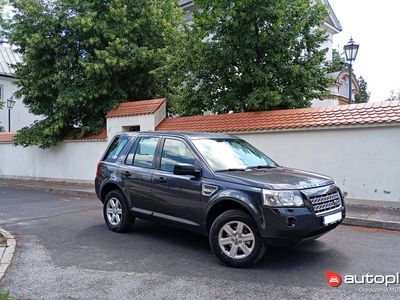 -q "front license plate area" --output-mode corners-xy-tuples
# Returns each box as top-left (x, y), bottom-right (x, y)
(323, 211), (342, 226)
